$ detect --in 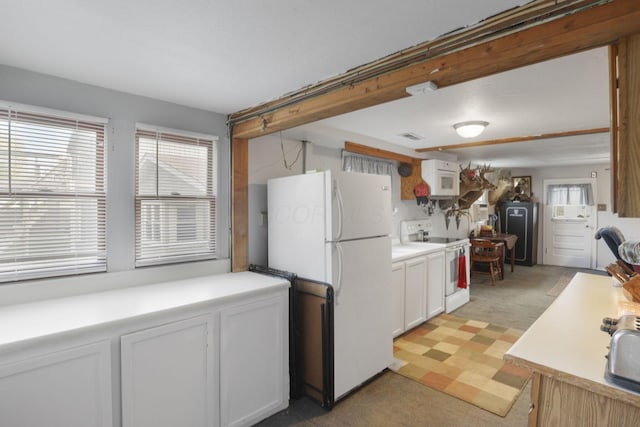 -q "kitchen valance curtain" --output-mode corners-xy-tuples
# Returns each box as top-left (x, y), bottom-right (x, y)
(546, 183), (594, 206)
(342, 153), (393, 176)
